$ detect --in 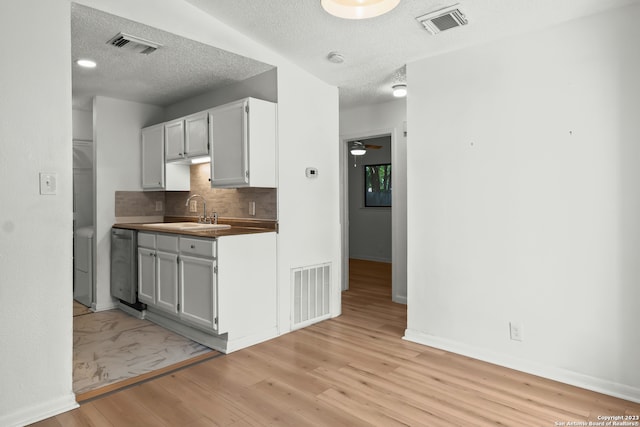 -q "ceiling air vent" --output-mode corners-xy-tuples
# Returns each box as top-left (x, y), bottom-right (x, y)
(416, 4), (468, 35)
(106, 32), (161, 55)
